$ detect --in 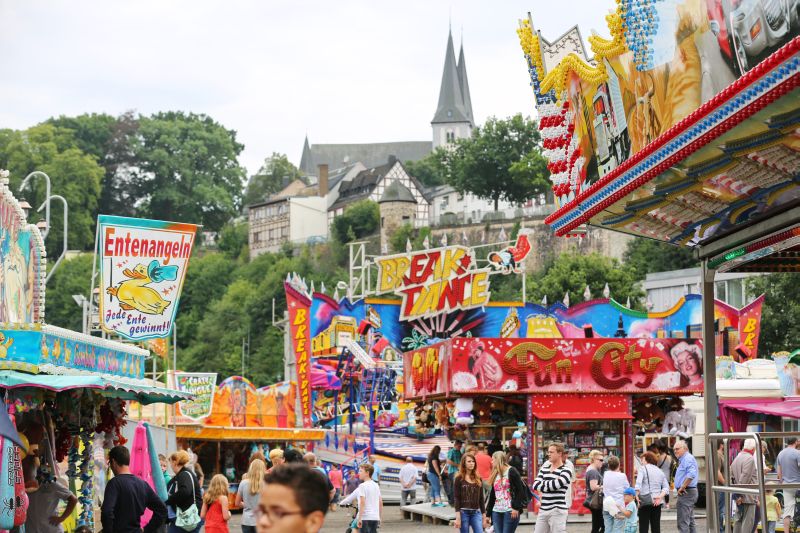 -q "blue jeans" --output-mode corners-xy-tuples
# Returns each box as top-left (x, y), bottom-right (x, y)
(459, 509), (484, 533)
(603, 510), (625, 533)
(428, 474), (442, 500)
(241, 526), (257, 533)
(361, 519), (379, 533)
(717, 492), (727, 533)
(492, 511), (519, 533)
